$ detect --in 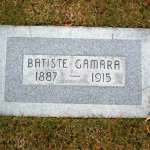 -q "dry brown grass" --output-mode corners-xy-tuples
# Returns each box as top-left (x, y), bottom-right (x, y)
(0, 117), (150, 149)
(0, 0), (150, 27)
